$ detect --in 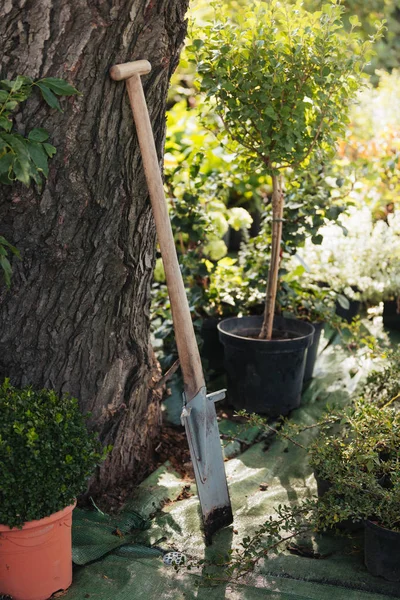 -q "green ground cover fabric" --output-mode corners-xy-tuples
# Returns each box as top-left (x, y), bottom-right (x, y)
(65, 322), (400, 600)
